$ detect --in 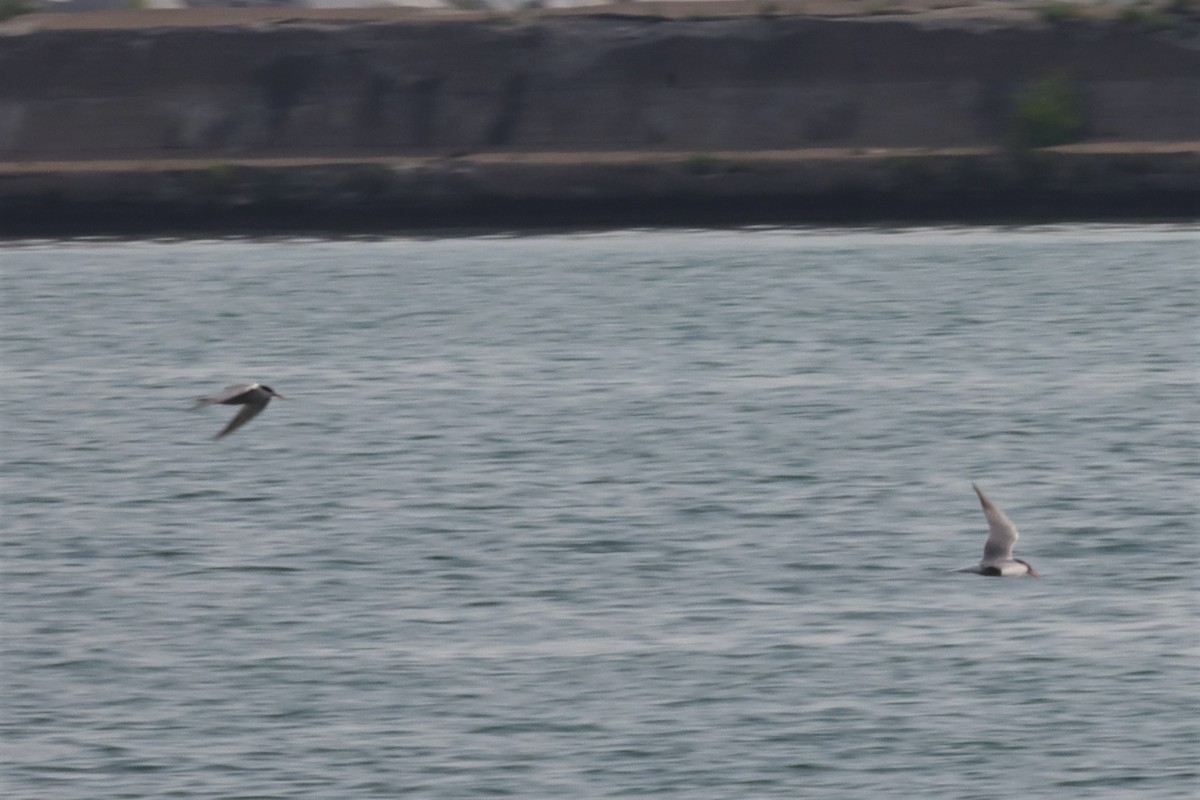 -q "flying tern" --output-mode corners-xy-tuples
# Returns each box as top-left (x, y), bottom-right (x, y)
(957, 483), (1040, 578)
(193, 383), (284, 439)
